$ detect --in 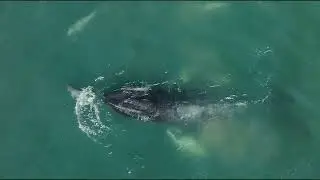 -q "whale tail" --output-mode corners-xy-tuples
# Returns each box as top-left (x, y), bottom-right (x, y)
(67, 84), (81, 99)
